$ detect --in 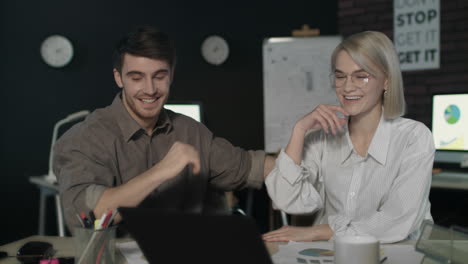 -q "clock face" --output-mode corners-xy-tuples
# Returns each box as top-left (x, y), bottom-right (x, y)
(201, 35), (229, 65)
(40, 35), (74, 68)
